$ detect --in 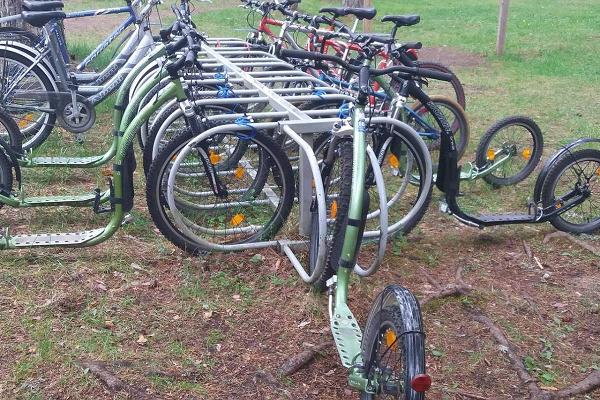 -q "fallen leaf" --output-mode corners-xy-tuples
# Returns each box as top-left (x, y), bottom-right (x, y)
(297, 320), (311, 328)
(137, 334), (148, 346)
(232, 295), (241, 301)
(203, 310), (213, 320)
